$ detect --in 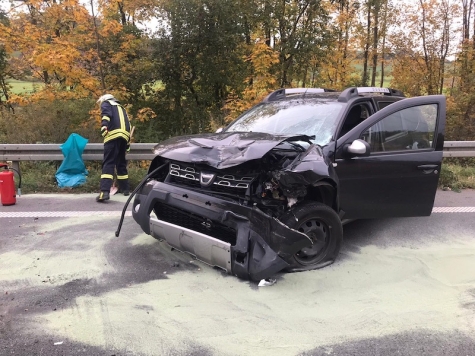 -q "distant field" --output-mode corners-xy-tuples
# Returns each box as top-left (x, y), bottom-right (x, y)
(6, 79), (43, 94)
(352, 63), (393, 87)
(3, 79), (163, 98)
